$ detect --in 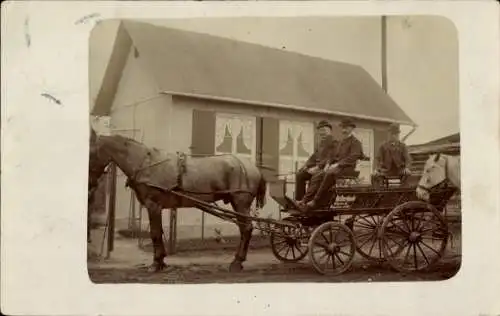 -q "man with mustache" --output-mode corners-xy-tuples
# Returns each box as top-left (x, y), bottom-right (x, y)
(295, 120), (338, 205)
(302, 118), (364, 211)
(371, 123), (412, 186)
